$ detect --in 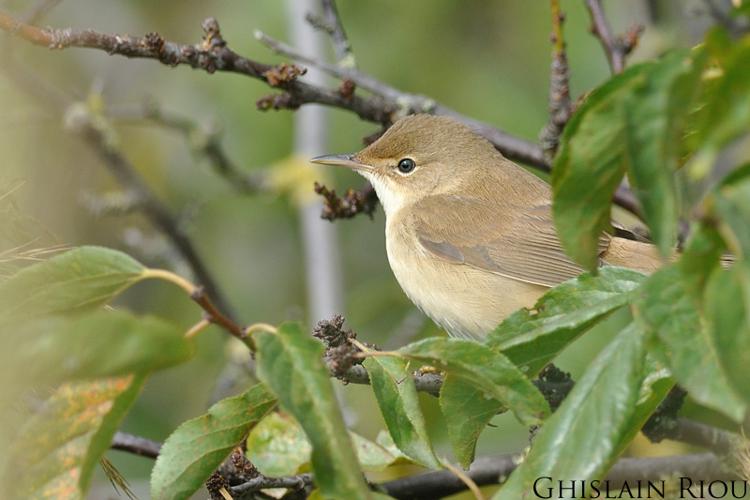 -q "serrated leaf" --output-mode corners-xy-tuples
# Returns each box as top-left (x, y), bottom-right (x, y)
(554, 50), (700, 266)
(248, 412), (401, 477)
(1, 310), (194, 388)
(439, 375), (501, 468)
(0, 246), (146, 322)
(496, 322), (648, 499)
(553, 65), (647, 268)
(253, 322), (372, 499)
(349, 433), (399, 472)
(615, 364), (674, 454)
(712, 163), (750, 312)
(247, 412), (311, 477)
(634, 264), (746, 421)
(363, 356), (440, 469)
(691, 35), (750, 176)
(705, 268), (750, 405)
(5, 375), (145, 500)
(487, 267), (645, 374)
(399, 338), (549, 427)
(150, 383), (277, 500)
(621, 51), (693, 255)
(444, 268), (643, 468)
